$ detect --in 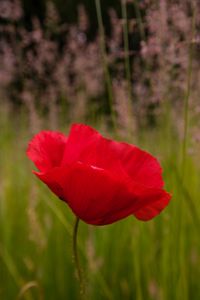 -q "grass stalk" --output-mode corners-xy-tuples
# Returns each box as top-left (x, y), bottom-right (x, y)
(121, 0), (135, 139)
(121, 0), (132, 99)
(181, 1), (196, 172)
(178, 4), (196, 297)
(95, 0), (117, 130)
